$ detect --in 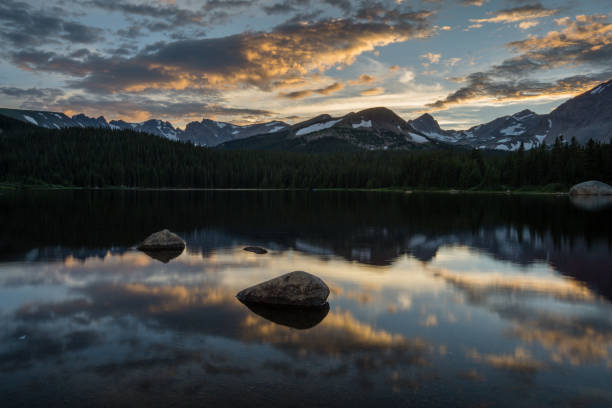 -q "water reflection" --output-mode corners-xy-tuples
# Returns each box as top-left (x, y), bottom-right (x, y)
(0, 191), (611, 407)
